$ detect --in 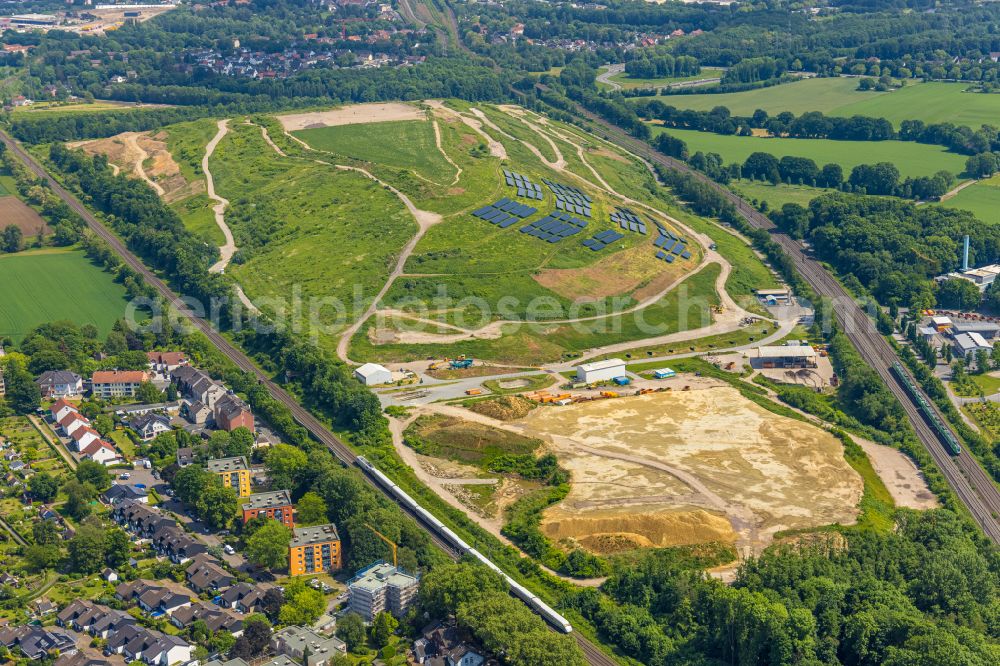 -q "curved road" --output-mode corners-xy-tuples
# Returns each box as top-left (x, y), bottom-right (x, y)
(0, 128), (620, 666)
(555, 100), (1000, 543)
